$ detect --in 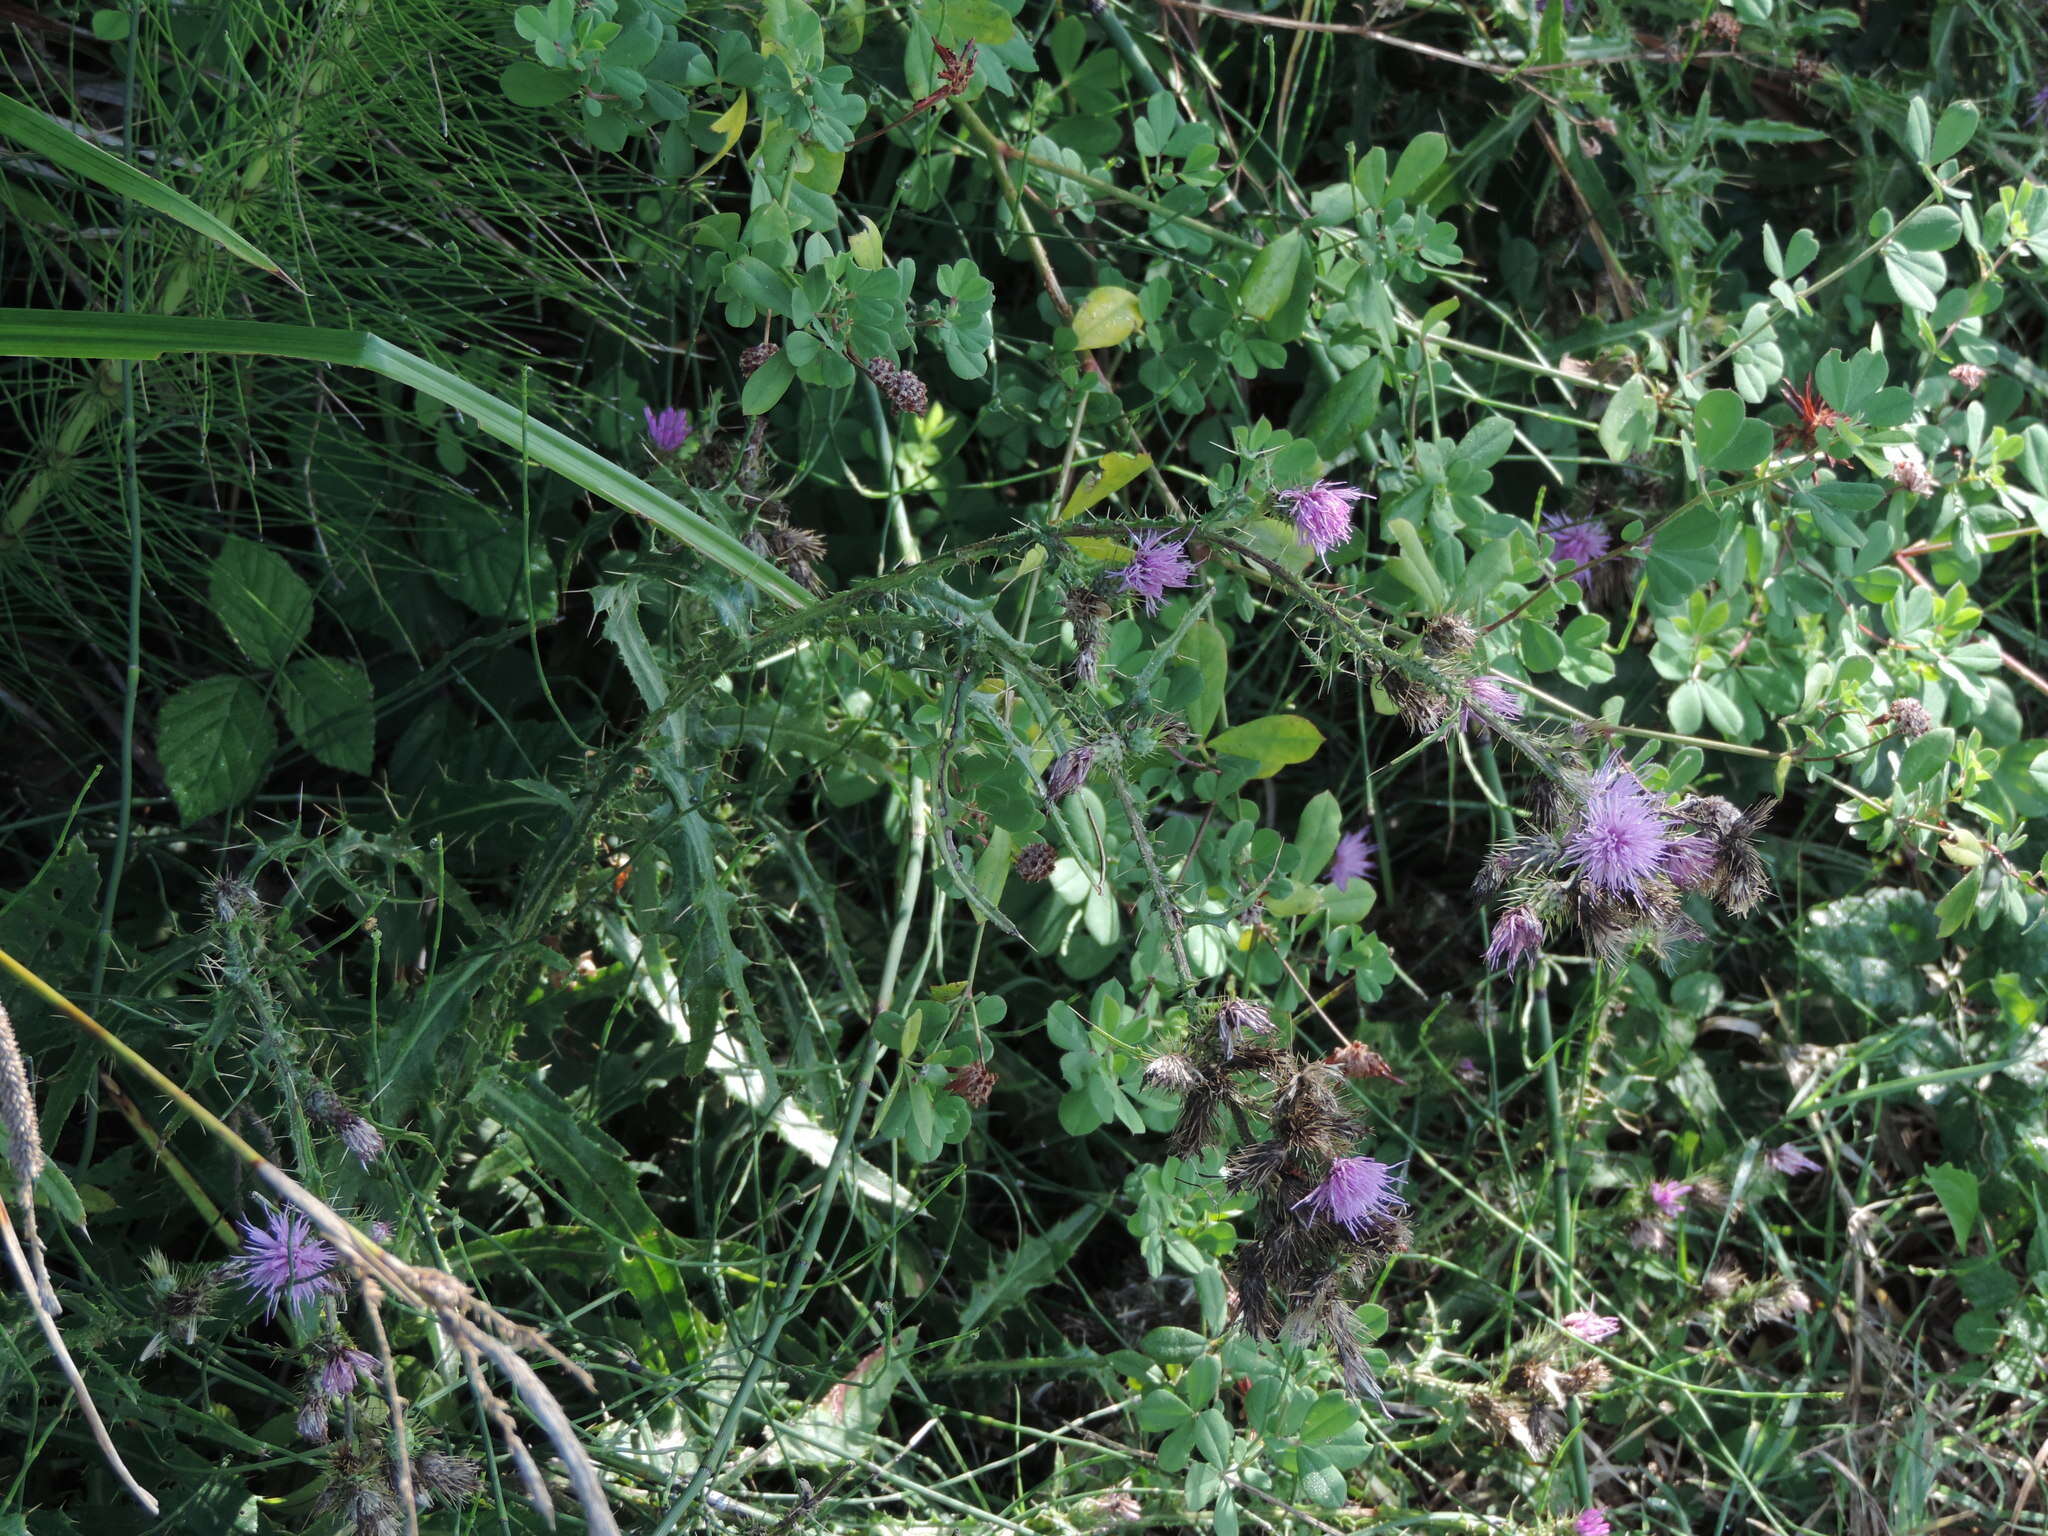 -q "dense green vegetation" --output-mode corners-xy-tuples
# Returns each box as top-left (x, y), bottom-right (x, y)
(7, 0), (2048, 1532)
